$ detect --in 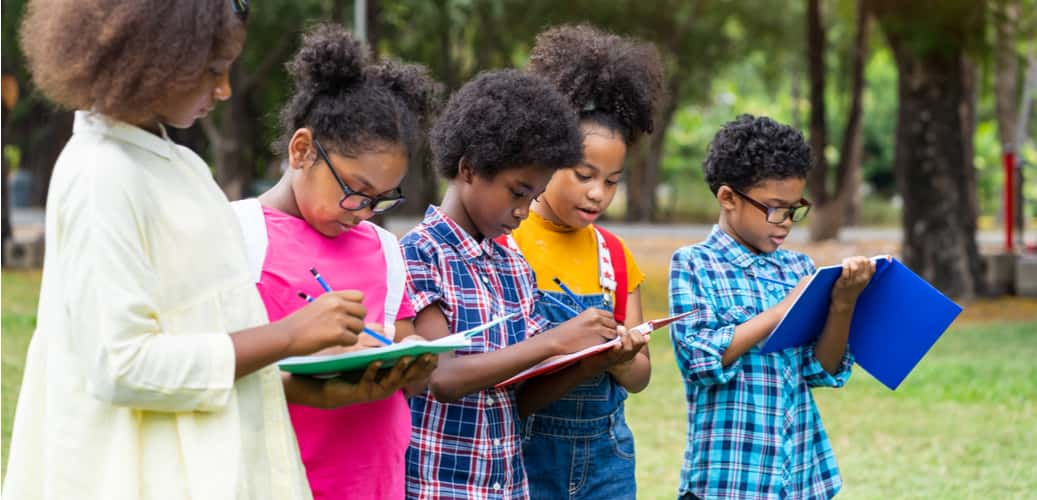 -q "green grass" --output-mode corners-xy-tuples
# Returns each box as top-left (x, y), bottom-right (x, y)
(3, 270), (1036, 498)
